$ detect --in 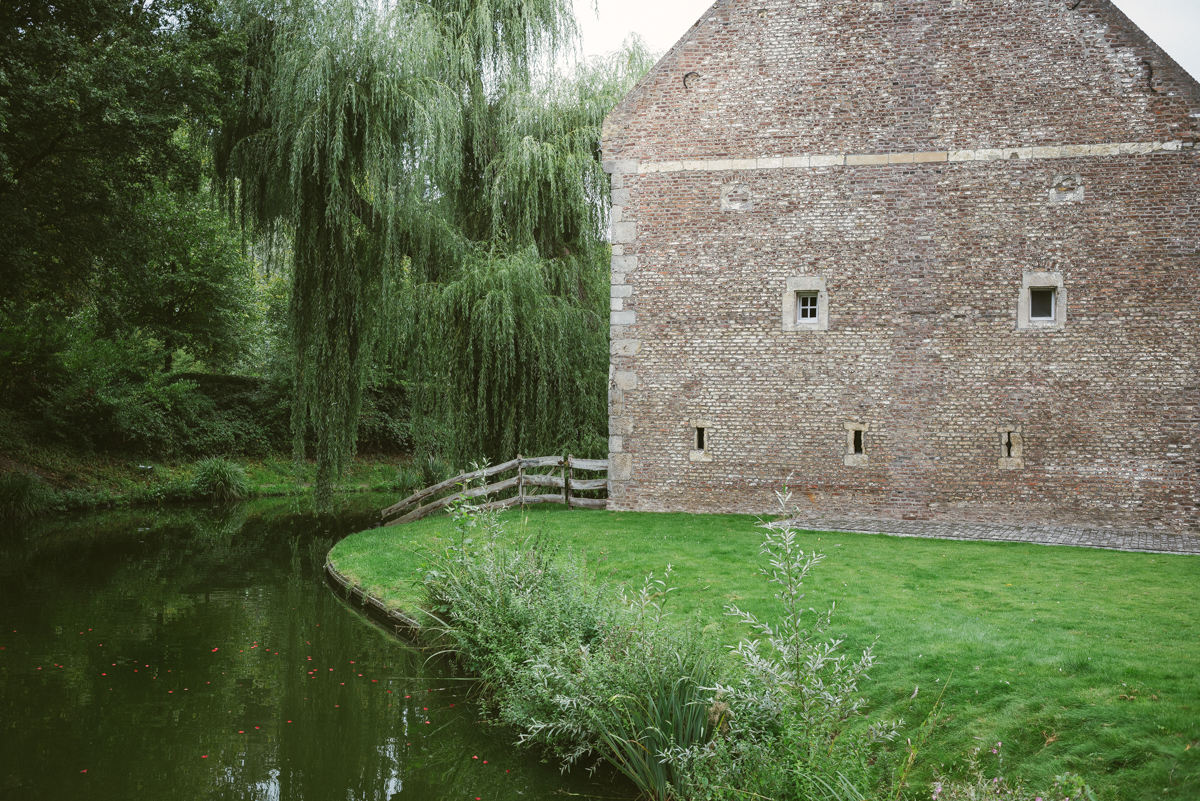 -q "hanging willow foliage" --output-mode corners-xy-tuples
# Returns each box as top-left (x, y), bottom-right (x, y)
(388, 45), (656, 465)
(214, 0), (652, 499)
